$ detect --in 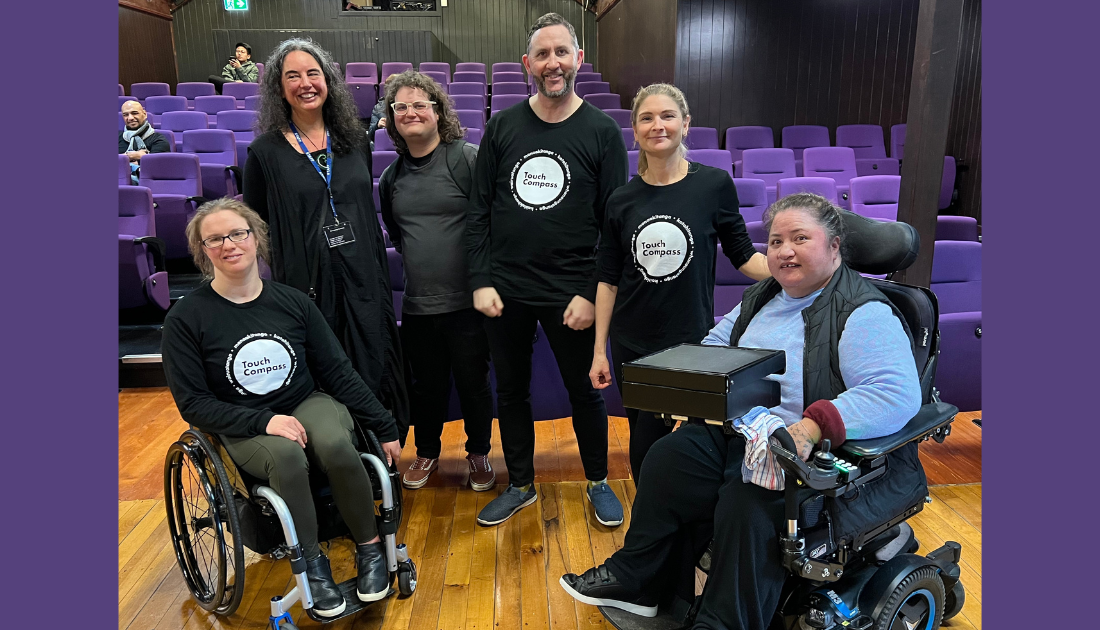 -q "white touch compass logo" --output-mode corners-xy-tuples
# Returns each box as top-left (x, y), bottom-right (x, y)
(510, 149), (570, 210)
(225, 332), (297, 395)
(631, 215), (695, 283)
